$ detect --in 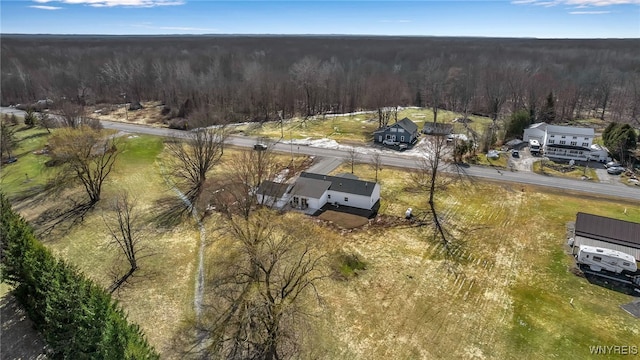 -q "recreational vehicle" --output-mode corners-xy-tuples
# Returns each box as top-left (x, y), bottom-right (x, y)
(576, 245), (637, 274)
(529, 139), (540, 155)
